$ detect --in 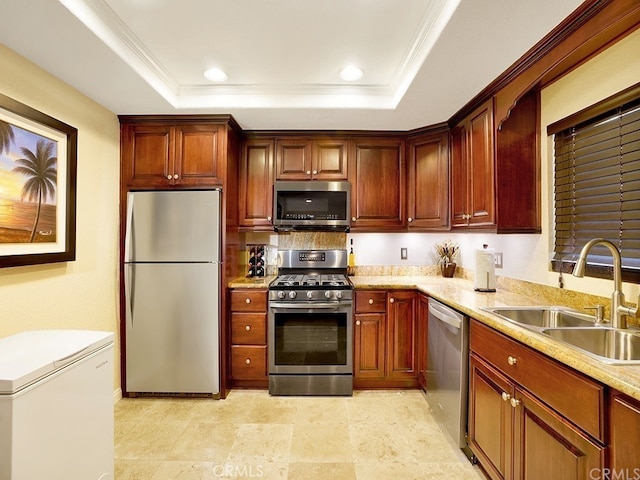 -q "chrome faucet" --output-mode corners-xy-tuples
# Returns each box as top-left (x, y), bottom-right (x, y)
(572, 238), (639, 329)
